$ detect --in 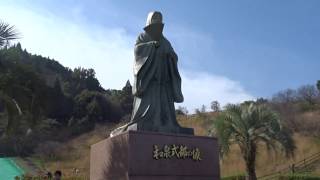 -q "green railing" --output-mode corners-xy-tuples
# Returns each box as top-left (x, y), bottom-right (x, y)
(258, 152), (320, 179)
